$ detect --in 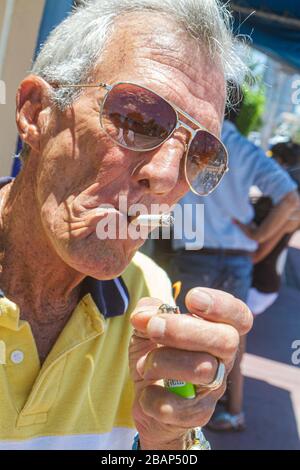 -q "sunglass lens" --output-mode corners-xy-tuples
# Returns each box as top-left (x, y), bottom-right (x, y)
(185, 130), (228, 196)
(101, 83), (177, 150)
